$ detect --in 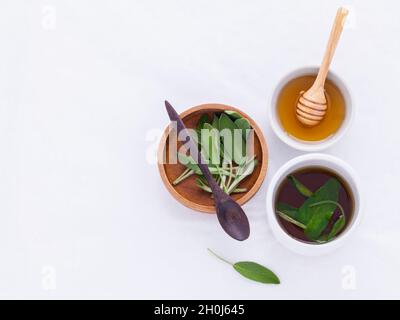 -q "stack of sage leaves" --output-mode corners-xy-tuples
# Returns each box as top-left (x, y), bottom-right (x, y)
(276, 176), (347, 243)
(173, 111), (258, 196)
